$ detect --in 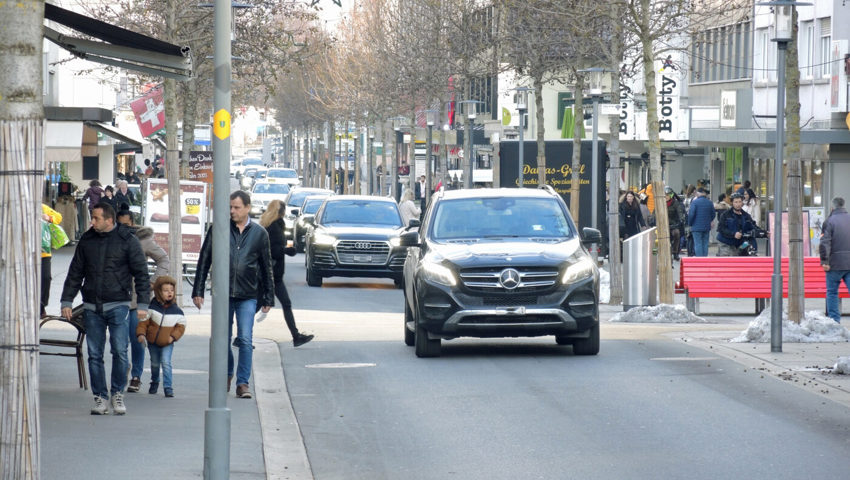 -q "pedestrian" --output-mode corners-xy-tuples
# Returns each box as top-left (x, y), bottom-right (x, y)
(258, 200), (314, 347)
(687, 187), (714, 256)
(742, 188), (760, 227)
(127, 170), (141, 185)
(398, 189), (421, 227)
(638, 193), (653, 227)
(192, 190), (275, 399)
(101, 185), (117, 211)
(735, 180), (752, 196)
(619, 191), (645, 240)
(715, 193), (757, 256)
(714, 193), (730, 221)
(639, 183), (655, 215)
(144, 158), (153, 177)
(665, 186), (686, 261)
(60, 201), (151, 415)
(114, 179), (135, 211)
(83, 179), (104, 212)
(41, 203), (63, 318)
(819, 196), (850, 323)
(136, 275), (186, 397)
(117, 207), (170, 393)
